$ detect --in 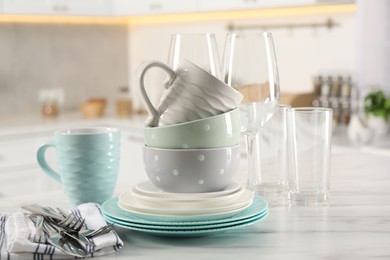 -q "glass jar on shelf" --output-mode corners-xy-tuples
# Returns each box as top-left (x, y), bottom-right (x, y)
(39, 88), (64, 117)
(116, 86), (133, 117)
